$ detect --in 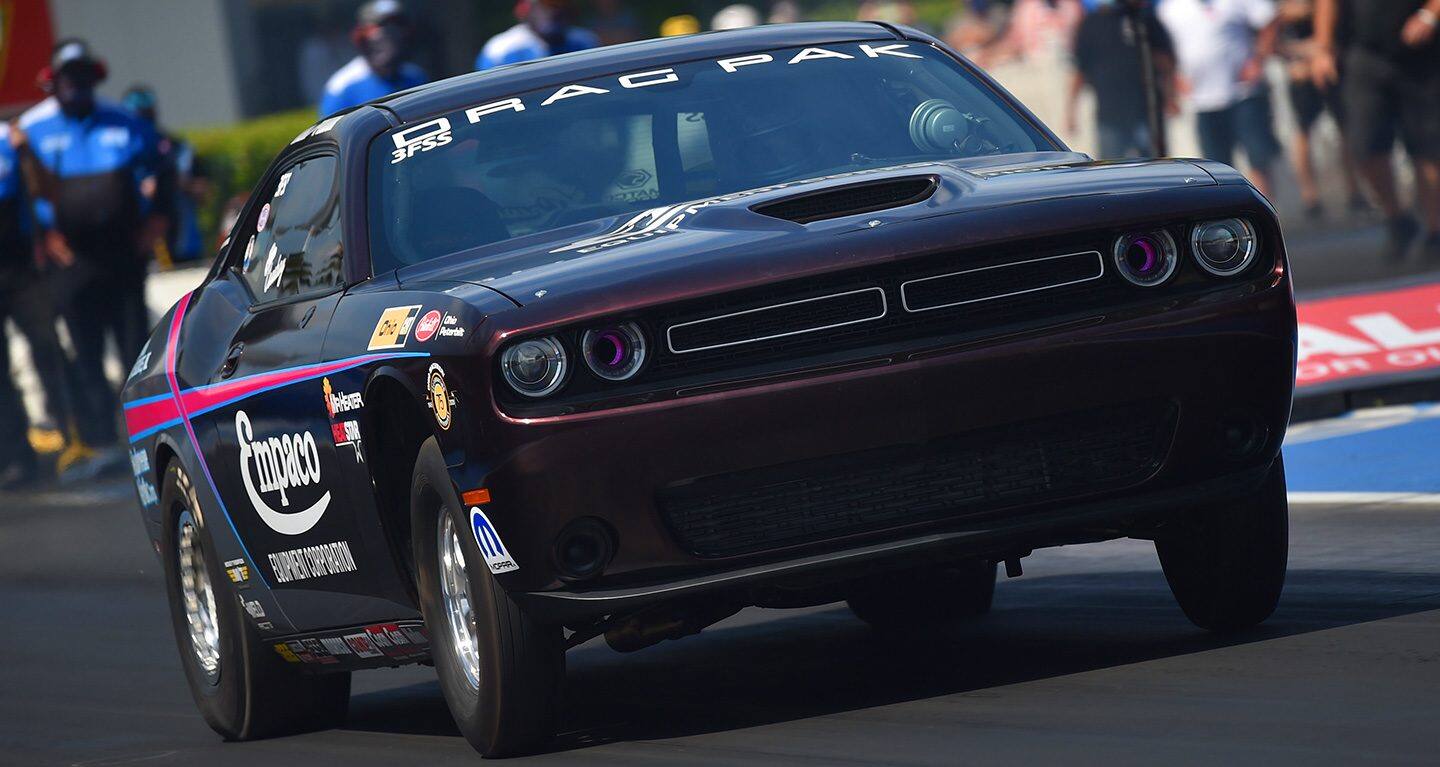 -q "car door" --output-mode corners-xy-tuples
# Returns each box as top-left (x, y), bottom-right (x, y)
(190, 152), (364, 600)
